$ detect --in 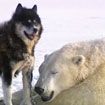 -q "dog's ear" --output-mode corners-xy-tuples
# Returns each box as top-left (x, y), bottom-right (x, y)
(32, 5), (37, 12)
(15, 3), (23, 14)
